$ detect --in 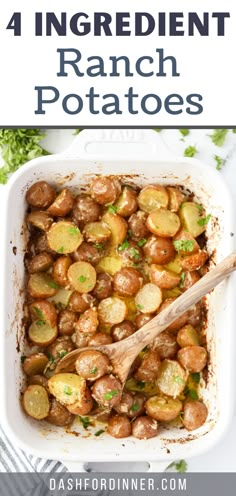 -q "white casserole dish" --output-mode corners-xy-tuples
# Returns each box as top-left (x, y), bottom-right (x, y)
(0, 129), (235, 472)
